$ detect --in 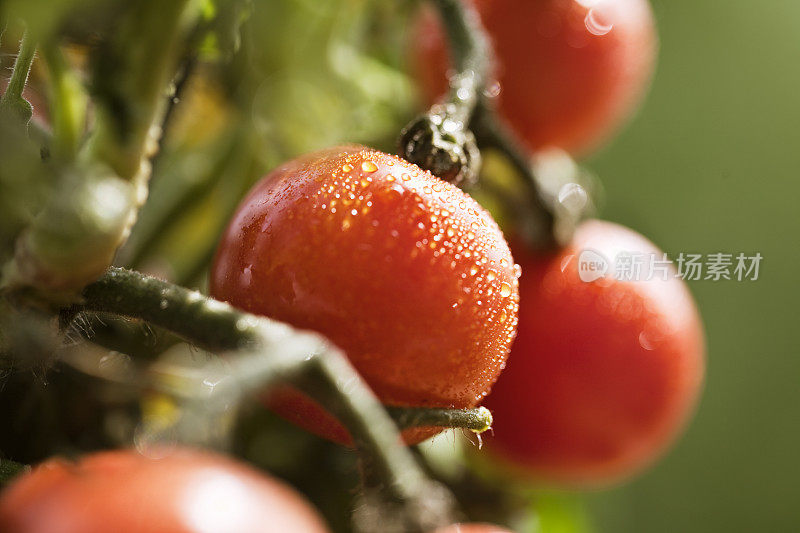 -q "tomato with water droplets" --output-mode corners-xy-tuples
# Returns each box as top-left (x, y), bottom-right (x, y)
(413, 0), (657, 155)
(211, 146), (520, 445)
(482, 220), (705, 486)
(0, 448), (330, 533)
